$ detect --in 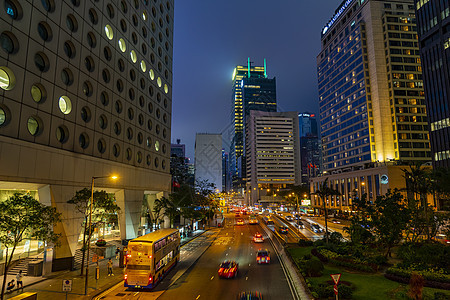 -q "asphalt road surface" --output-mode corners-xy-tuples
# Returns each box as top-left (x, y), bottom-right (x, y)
(96, 214), (294, 300)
